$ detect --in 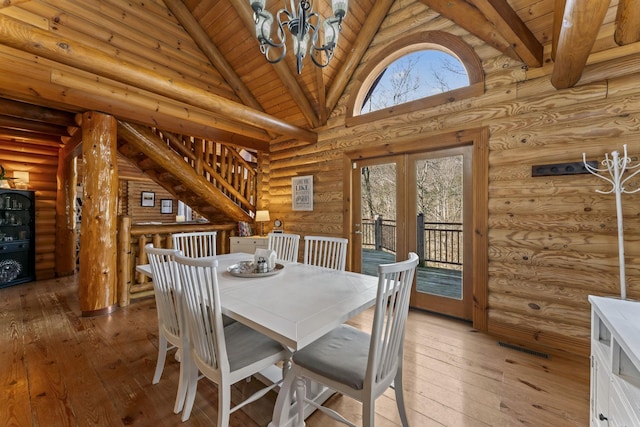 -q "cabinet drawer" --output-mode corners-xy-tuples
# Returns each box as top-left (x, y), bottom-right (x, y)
(0, 241), (30, 253)
(229, 237), (268, 253)
(230, 238), (267, 246)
